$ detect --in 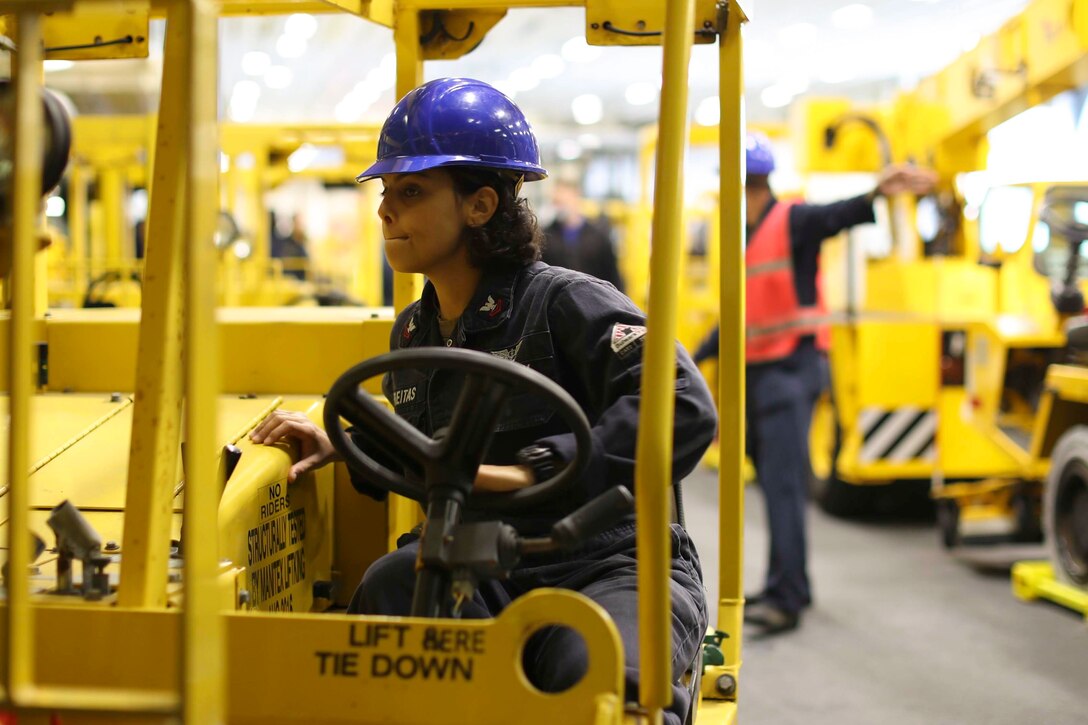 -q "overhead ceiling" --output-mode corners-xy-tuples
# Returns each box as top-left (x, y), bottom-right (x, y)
(44, 0), (1032, 150)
